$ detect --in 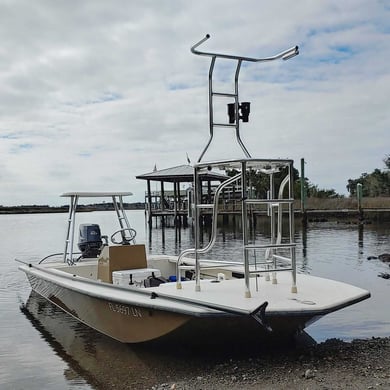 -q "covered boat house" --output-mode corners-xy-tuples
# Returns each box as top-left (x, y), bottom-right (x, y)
(136, 164), (228, 226)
